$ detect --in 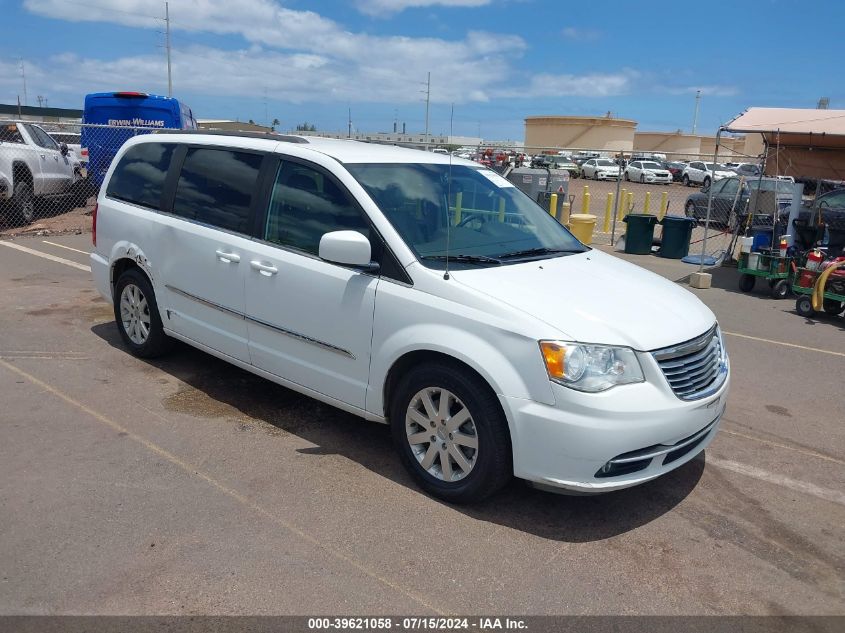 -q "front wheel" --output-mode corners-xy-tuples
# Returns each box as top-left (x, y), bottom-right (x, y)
(683, 175), (690, 187)
(390, 363), (512, 504)
(703, 177), (711, 188)
(771, 279), (791, 299)
(113, 268), (173, 358)
(795, 295), (815, 318)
